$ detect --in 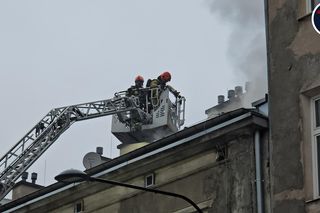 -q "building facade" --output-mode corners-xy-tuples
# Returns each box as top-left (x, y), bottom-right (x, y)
(267, 0), (320, 212)
(0, 109), (268, 213)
